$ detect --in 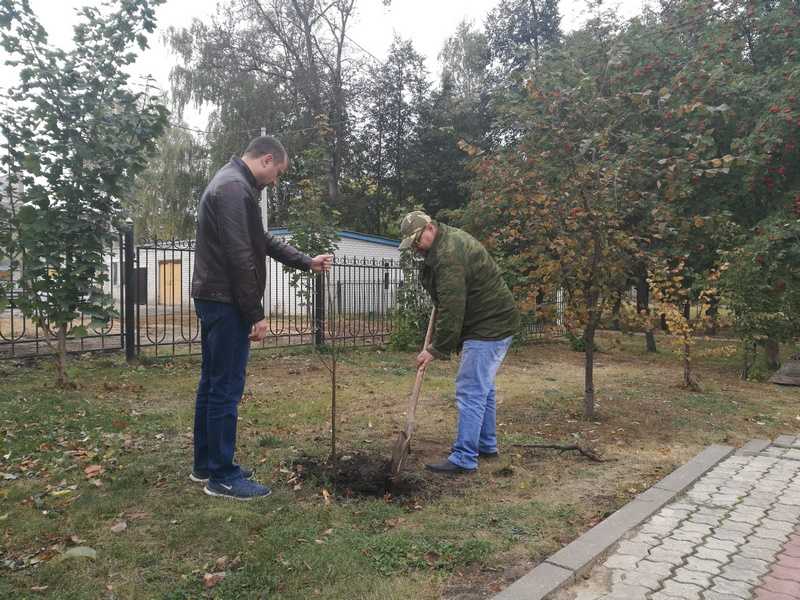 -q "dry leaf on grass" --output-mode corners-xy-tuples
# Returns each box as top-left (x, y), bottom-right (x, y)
(83, 465), (104, 478)
(110, 521), (127, 533)
(203, 572), (226, 589)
